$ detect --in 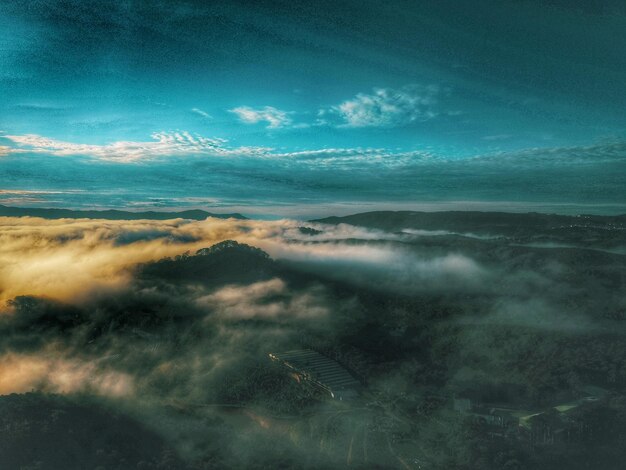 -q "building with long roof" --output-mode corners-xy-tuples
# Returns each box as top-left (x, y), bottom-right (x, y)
(269, 349), (360, 400)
